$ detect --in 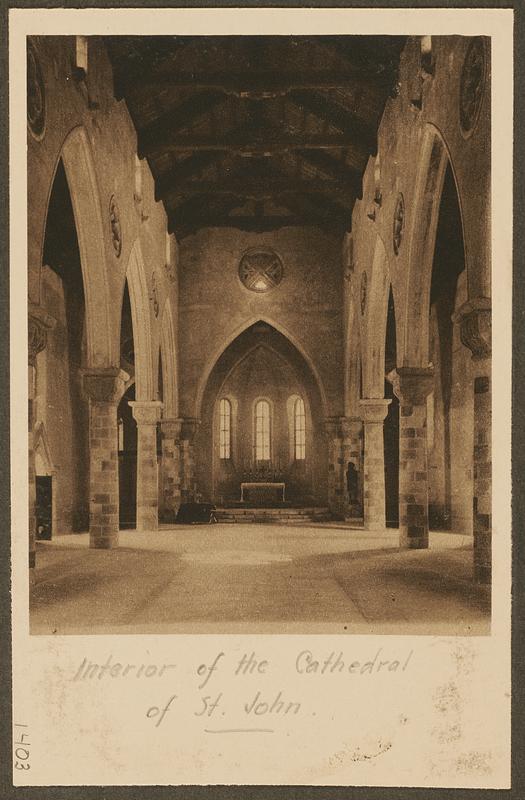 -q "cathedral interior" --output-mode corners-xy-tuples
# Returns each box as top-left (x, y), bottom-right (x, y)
(27, 34), (492, 633)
